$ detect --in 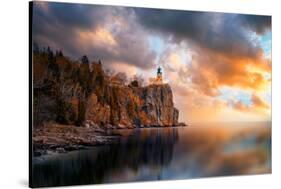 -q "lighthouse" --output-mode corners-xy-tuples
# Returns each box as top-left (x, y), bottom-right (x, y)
(156, 67), (163, 84)
(149, 66), (163, 85)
